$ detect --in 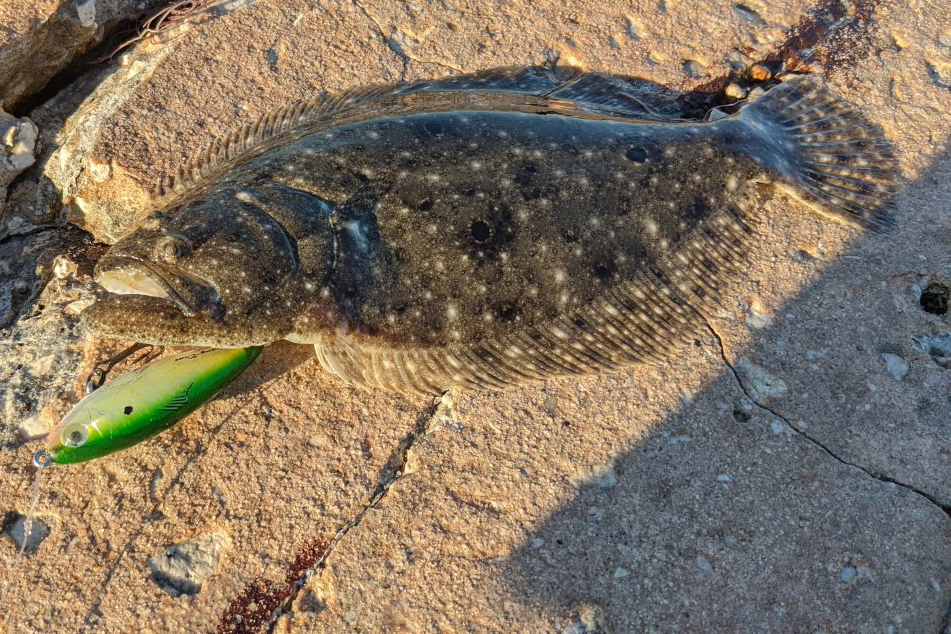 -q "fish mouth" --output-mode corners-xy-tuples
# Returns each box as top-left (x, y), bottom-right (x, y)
(94, 256), (221, 318)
